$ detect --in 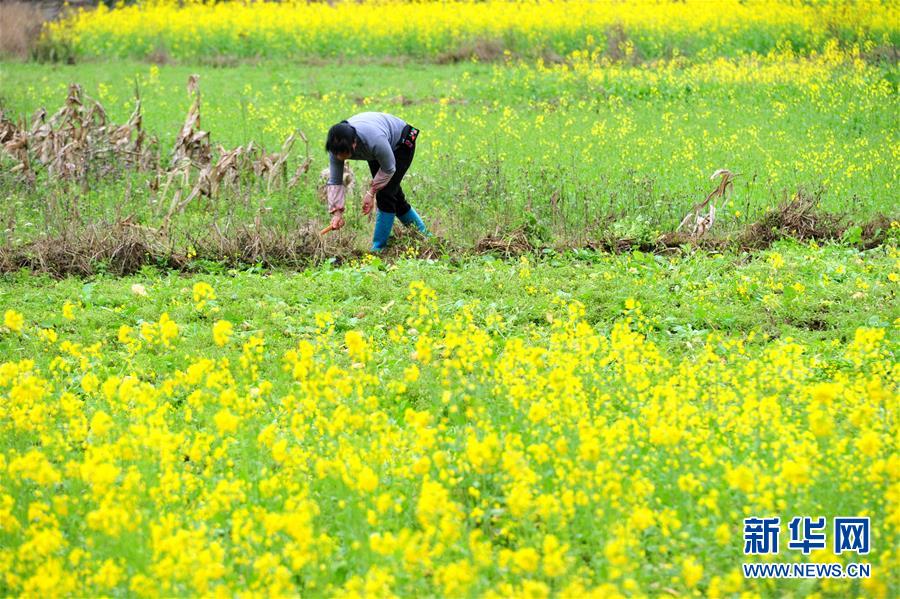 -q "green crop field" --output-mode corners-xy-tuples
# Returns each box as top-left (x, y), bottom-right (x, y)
(0, 54), (896, 252)
(0, 1), (897, 597)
